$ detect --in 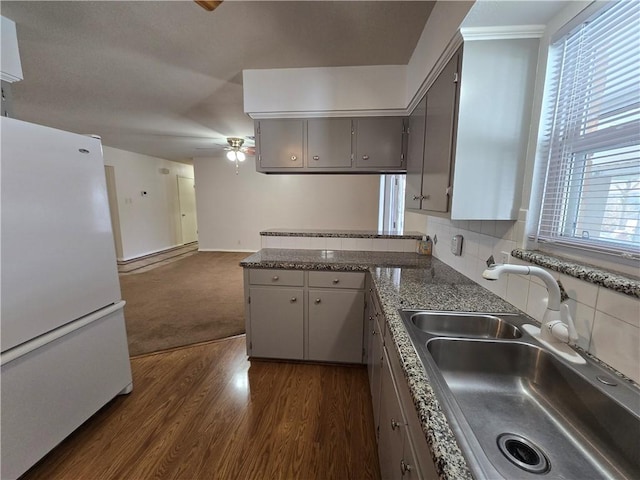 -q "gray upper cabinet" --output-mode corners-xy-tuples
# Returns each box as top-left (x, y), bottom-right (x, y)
(255, 119), (305, 170)
(354, 117), (406, 169)
(405, 96), (426, 211)
(406, 37), (539, 220)
(405, 51), (459, 214)
(307, 118), (352, 169)
(255, 117), (407, 174)
(421, 51), (460, 213)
